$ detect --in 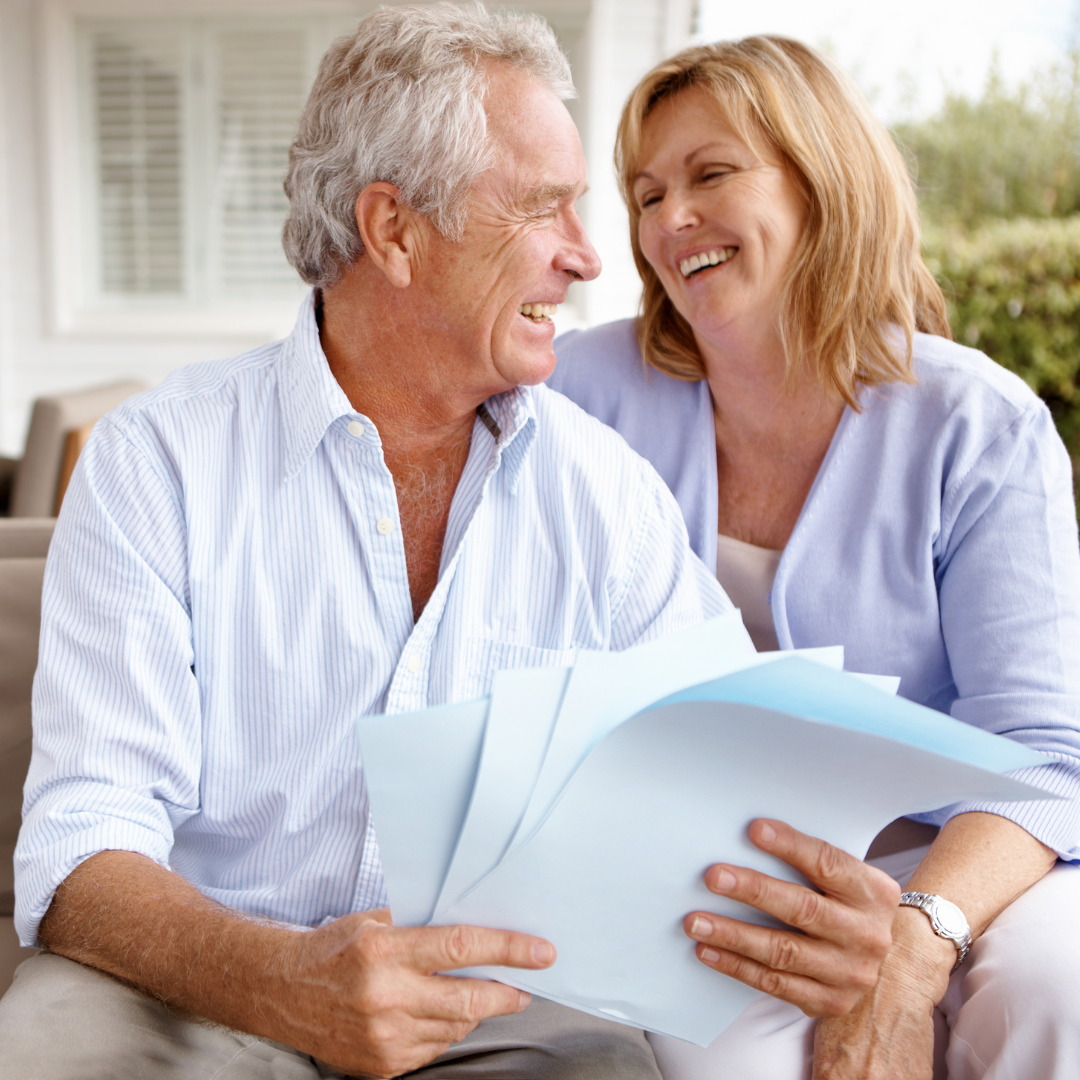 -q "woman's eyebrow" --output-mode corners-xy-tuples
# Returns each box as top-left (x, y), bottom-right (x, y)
(684, 141), (741, 166)
(634, 142), (742, 184)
